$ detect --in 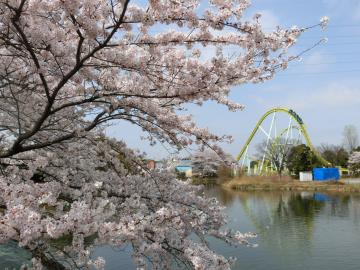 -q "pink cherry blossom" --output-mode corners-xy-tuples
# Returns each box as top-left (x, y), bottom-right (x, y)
(0, 0), (326, 269)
